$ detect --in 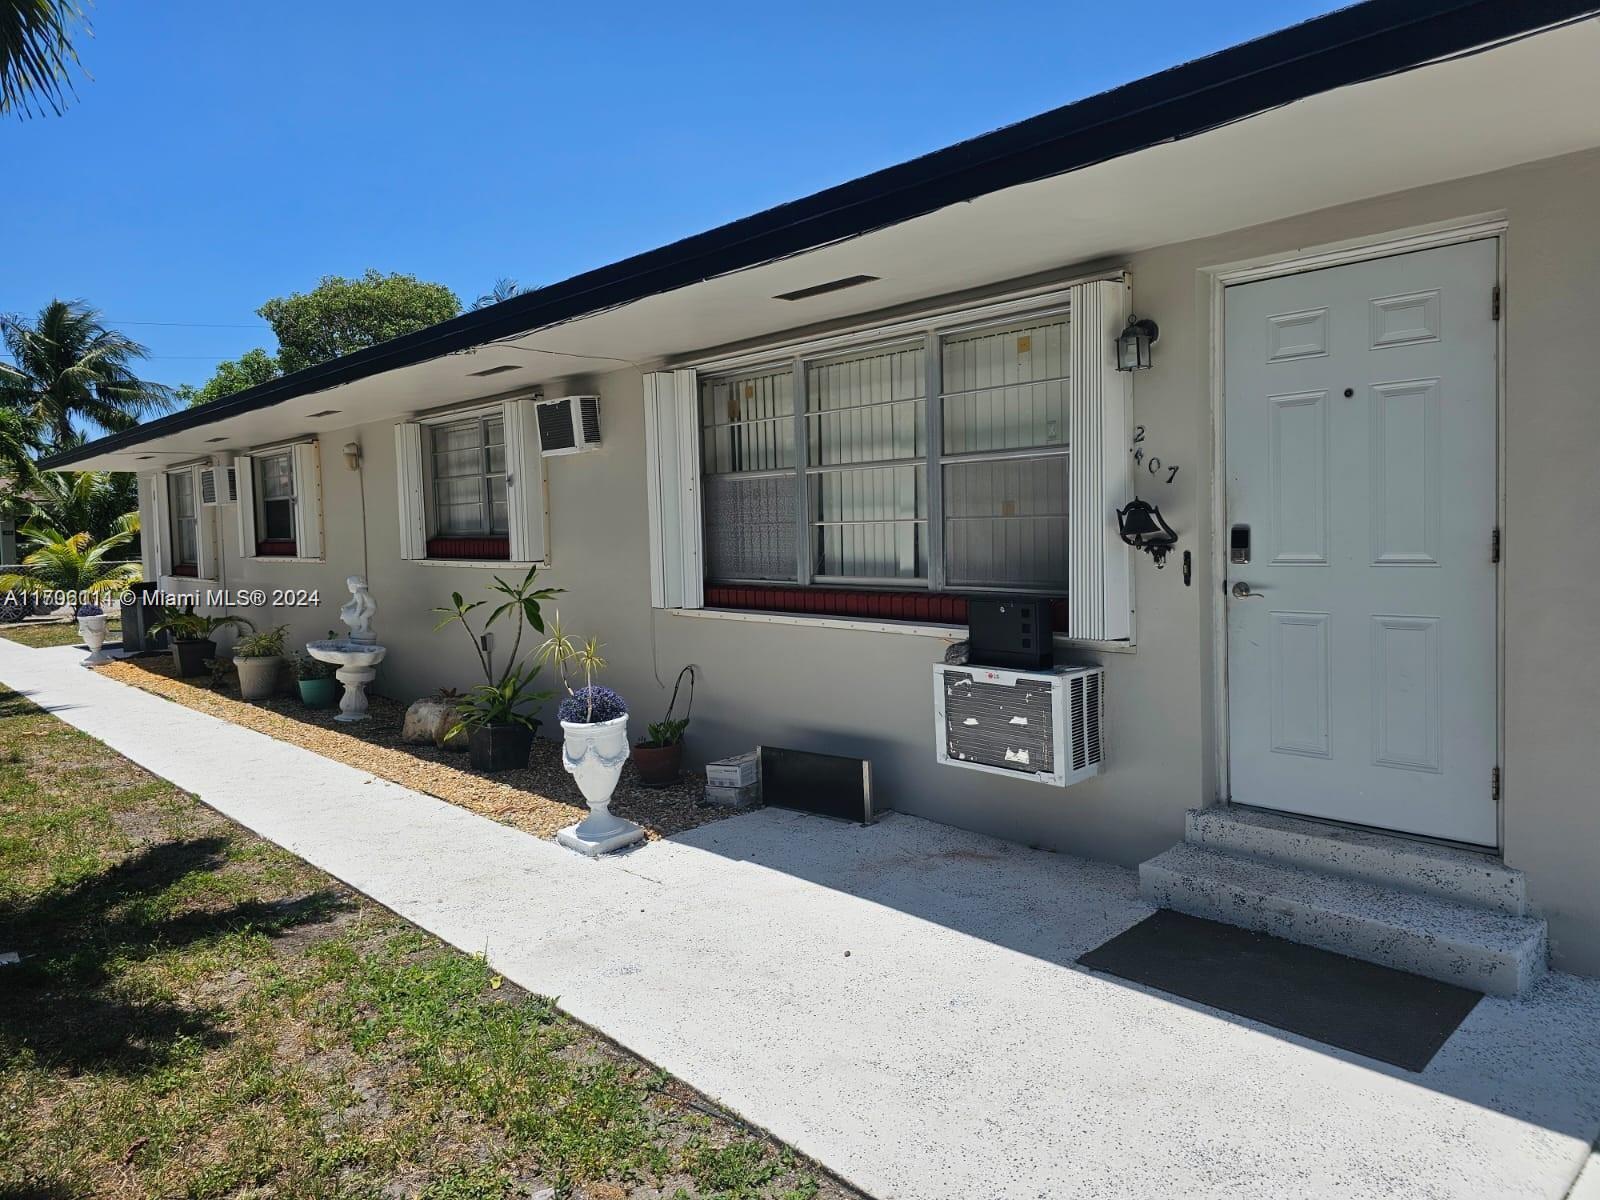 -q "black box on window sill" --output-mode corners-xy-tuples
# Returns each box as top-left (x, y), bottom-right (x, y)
(967, 597), (1054, 671)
